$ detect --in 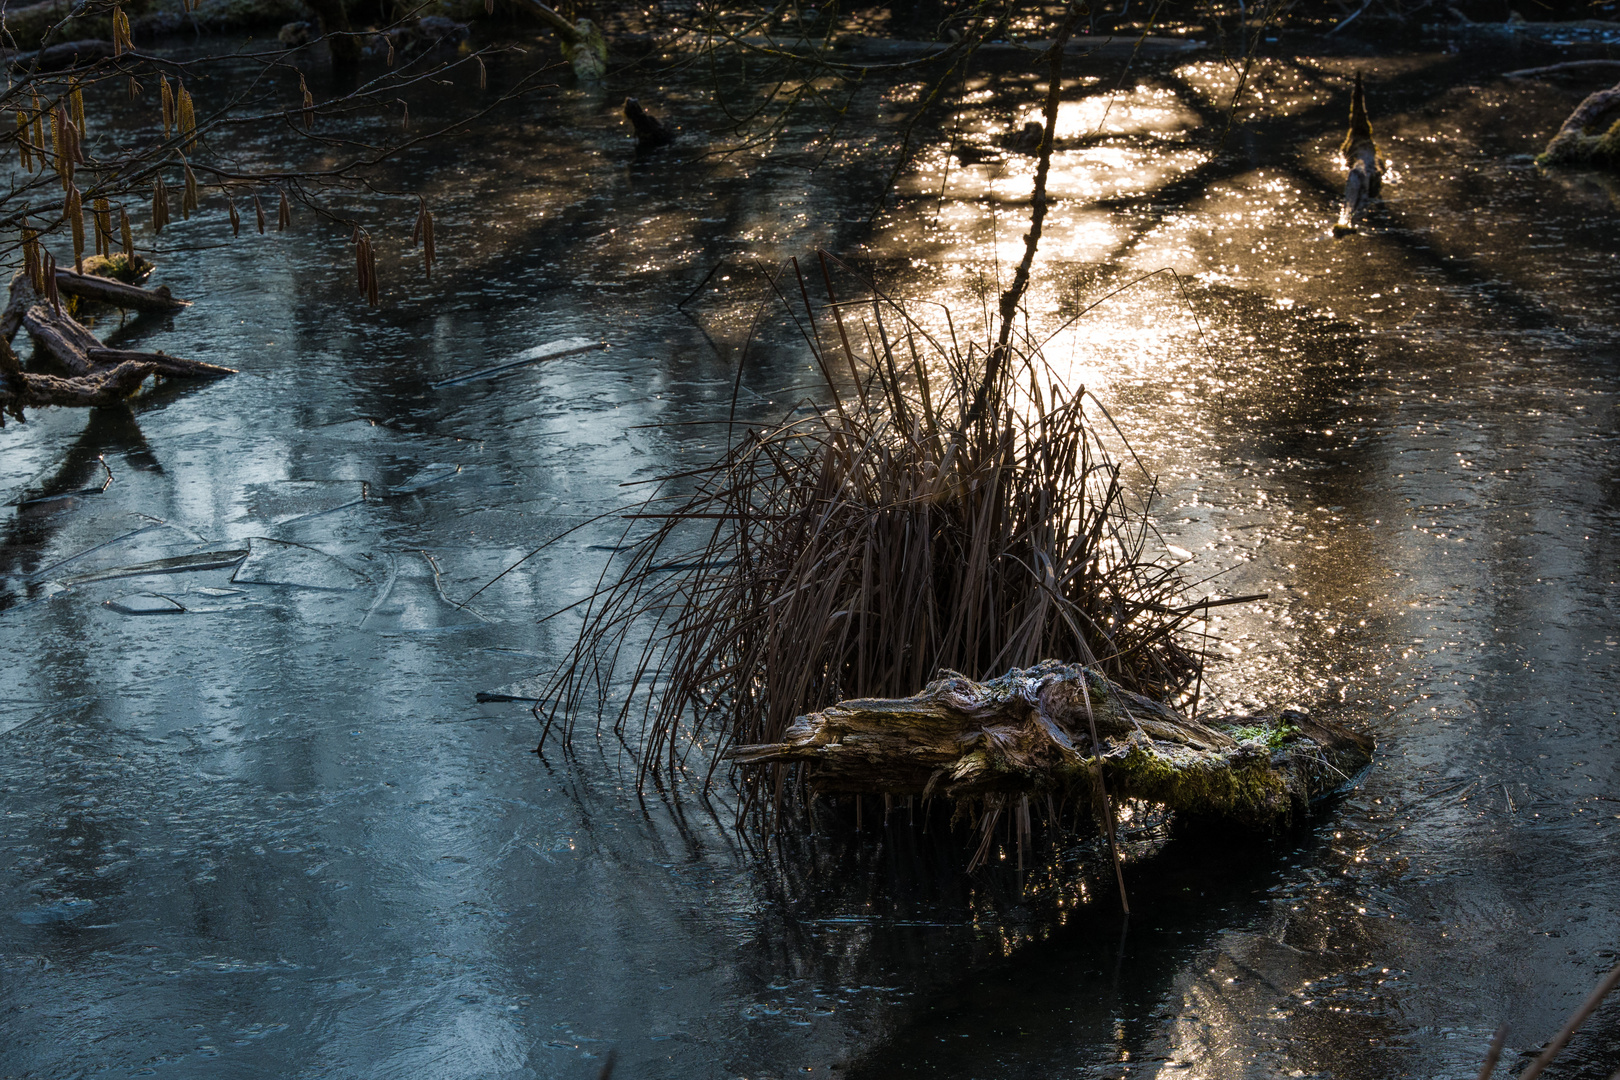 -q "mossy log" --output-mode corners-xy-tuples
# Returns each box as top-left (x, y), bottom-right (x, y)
(1537, 80), (1620, 169)
(516, 0), (606, 81)
(727, 661), (1374, 830)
